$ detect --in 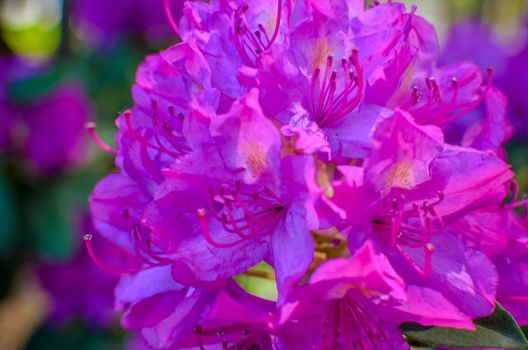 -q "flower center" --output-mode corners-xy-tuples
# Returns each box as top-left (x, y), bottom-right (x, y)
(371, 192), (445, 276)
(198, 180), (286, 248)
(310, 50), (363, 128)
(320, 298), (385, 350)
(233, 1), (283, 67)
(123, 100), (191, 159)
